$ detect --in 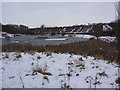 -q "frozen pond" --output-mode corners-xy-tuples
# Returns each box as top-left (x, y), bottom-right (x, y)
(1, 34), (89, 46)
